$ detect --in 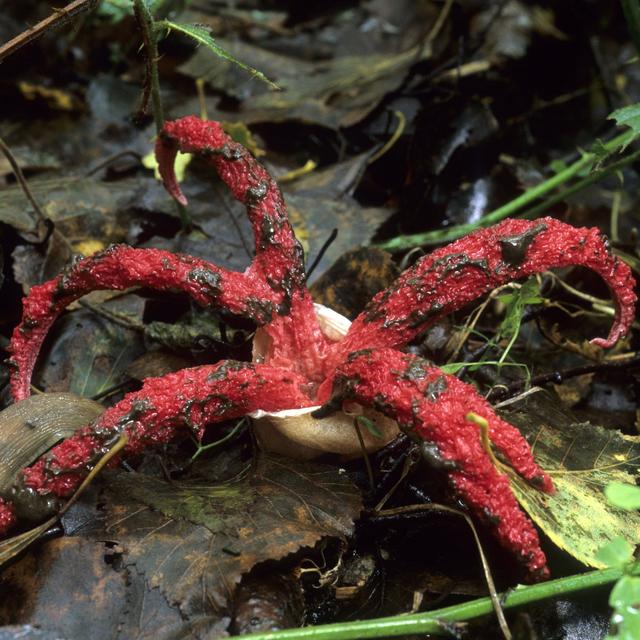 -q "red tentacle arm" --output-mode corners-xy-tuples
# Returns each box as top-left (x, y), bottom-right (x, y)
(157, 116), (329, 379)
(332, 218), (636, 366)
(0, 361), (314, 537)
(8, 247), (278, 402)
(322, 348), (554, 579)
(9, 116), (333, 401)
